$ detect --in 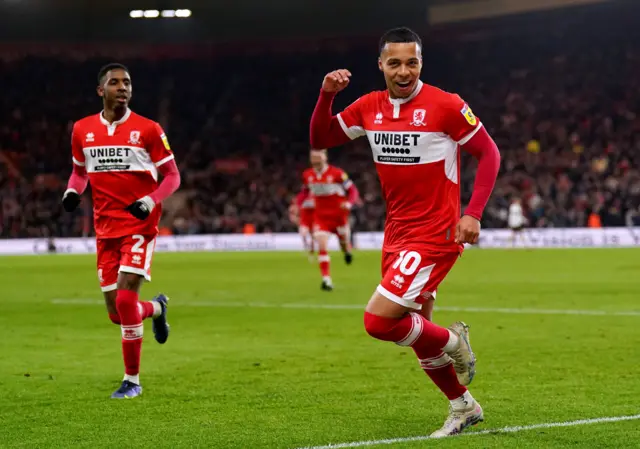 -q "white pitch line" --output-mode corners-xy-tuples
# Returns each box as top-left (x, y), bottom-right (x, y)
(50, 299), (640, 317)
(293, 414), (640, 449)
